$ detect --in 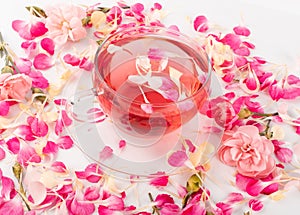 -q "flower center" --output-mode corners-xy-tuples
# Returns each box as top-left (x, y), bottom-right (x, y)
(241, 143), (252, 152)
